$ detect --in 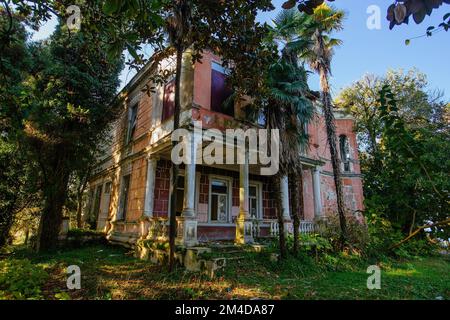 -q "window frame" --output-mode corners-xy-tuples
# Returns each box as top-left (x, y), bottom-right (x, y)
(104, 181), (112, 194)
(117, 174), (131, 221)
(249, 181), (263, 220)
(208, 175), (233, 223)
(126, 103), (139, 144)
(161, 78), (176, 122)
(339, 134), (351, 172)
(167, 170), (200, 216)
(210, 61), (234, 117)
